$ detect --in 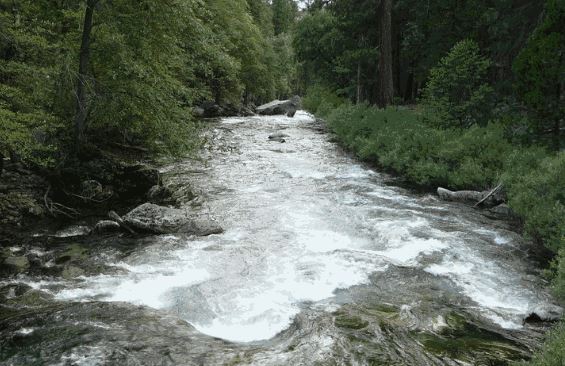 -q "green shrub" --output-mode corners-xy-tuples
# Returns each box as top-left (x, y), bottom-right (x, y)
(421, 39), (494, 129)
(522, 320), (565, 366)
(302, 85), (347, 117)
(503, 151), (565, 253)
